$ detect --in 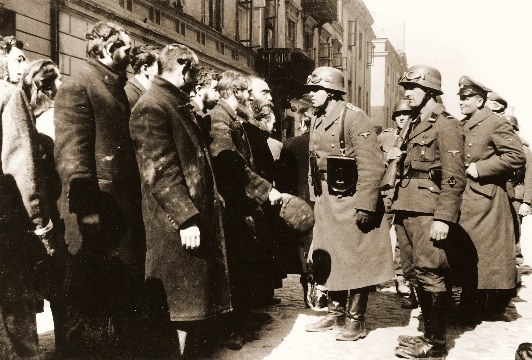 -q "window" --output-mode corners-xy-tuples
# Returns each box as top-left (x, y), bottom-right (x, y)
(286, 18), (296, 48)
(119, 0), (133, 11)
(175, 20), (186, 35)
(216, 41), (225, 54)
(358, 33), (363, 60)
(197, 31), (206, 45)
(238, 1), (252, 45)
(358, 86), (362, 108)
(155, 9), (161, 24)
(212, 0), (223, 32)
(149, 6), (154, 22)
